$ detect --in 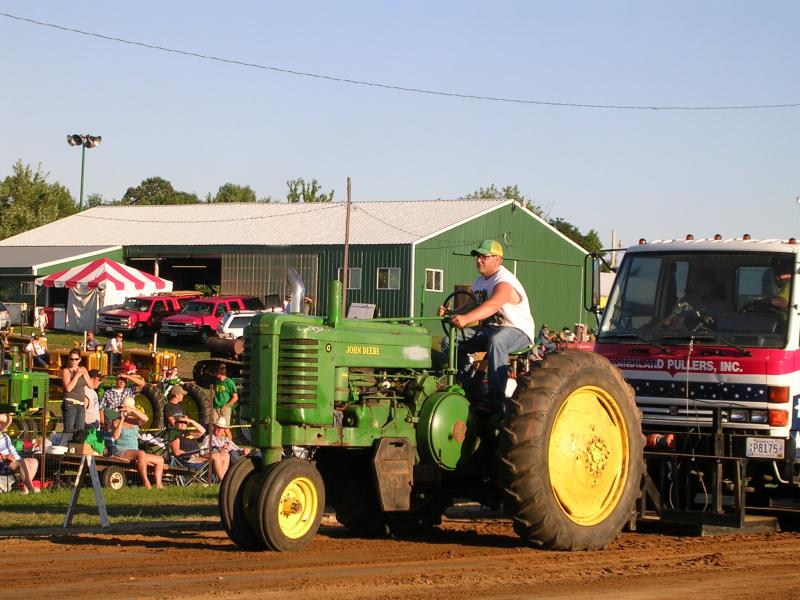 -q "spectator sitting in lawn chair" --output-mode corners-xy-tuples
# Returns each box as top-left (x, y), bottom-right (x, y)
(202, 416), (248, 481)
(0, 414), (39, 494)
(110, 397), (164, 490)
(169, 414), (208, 470)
